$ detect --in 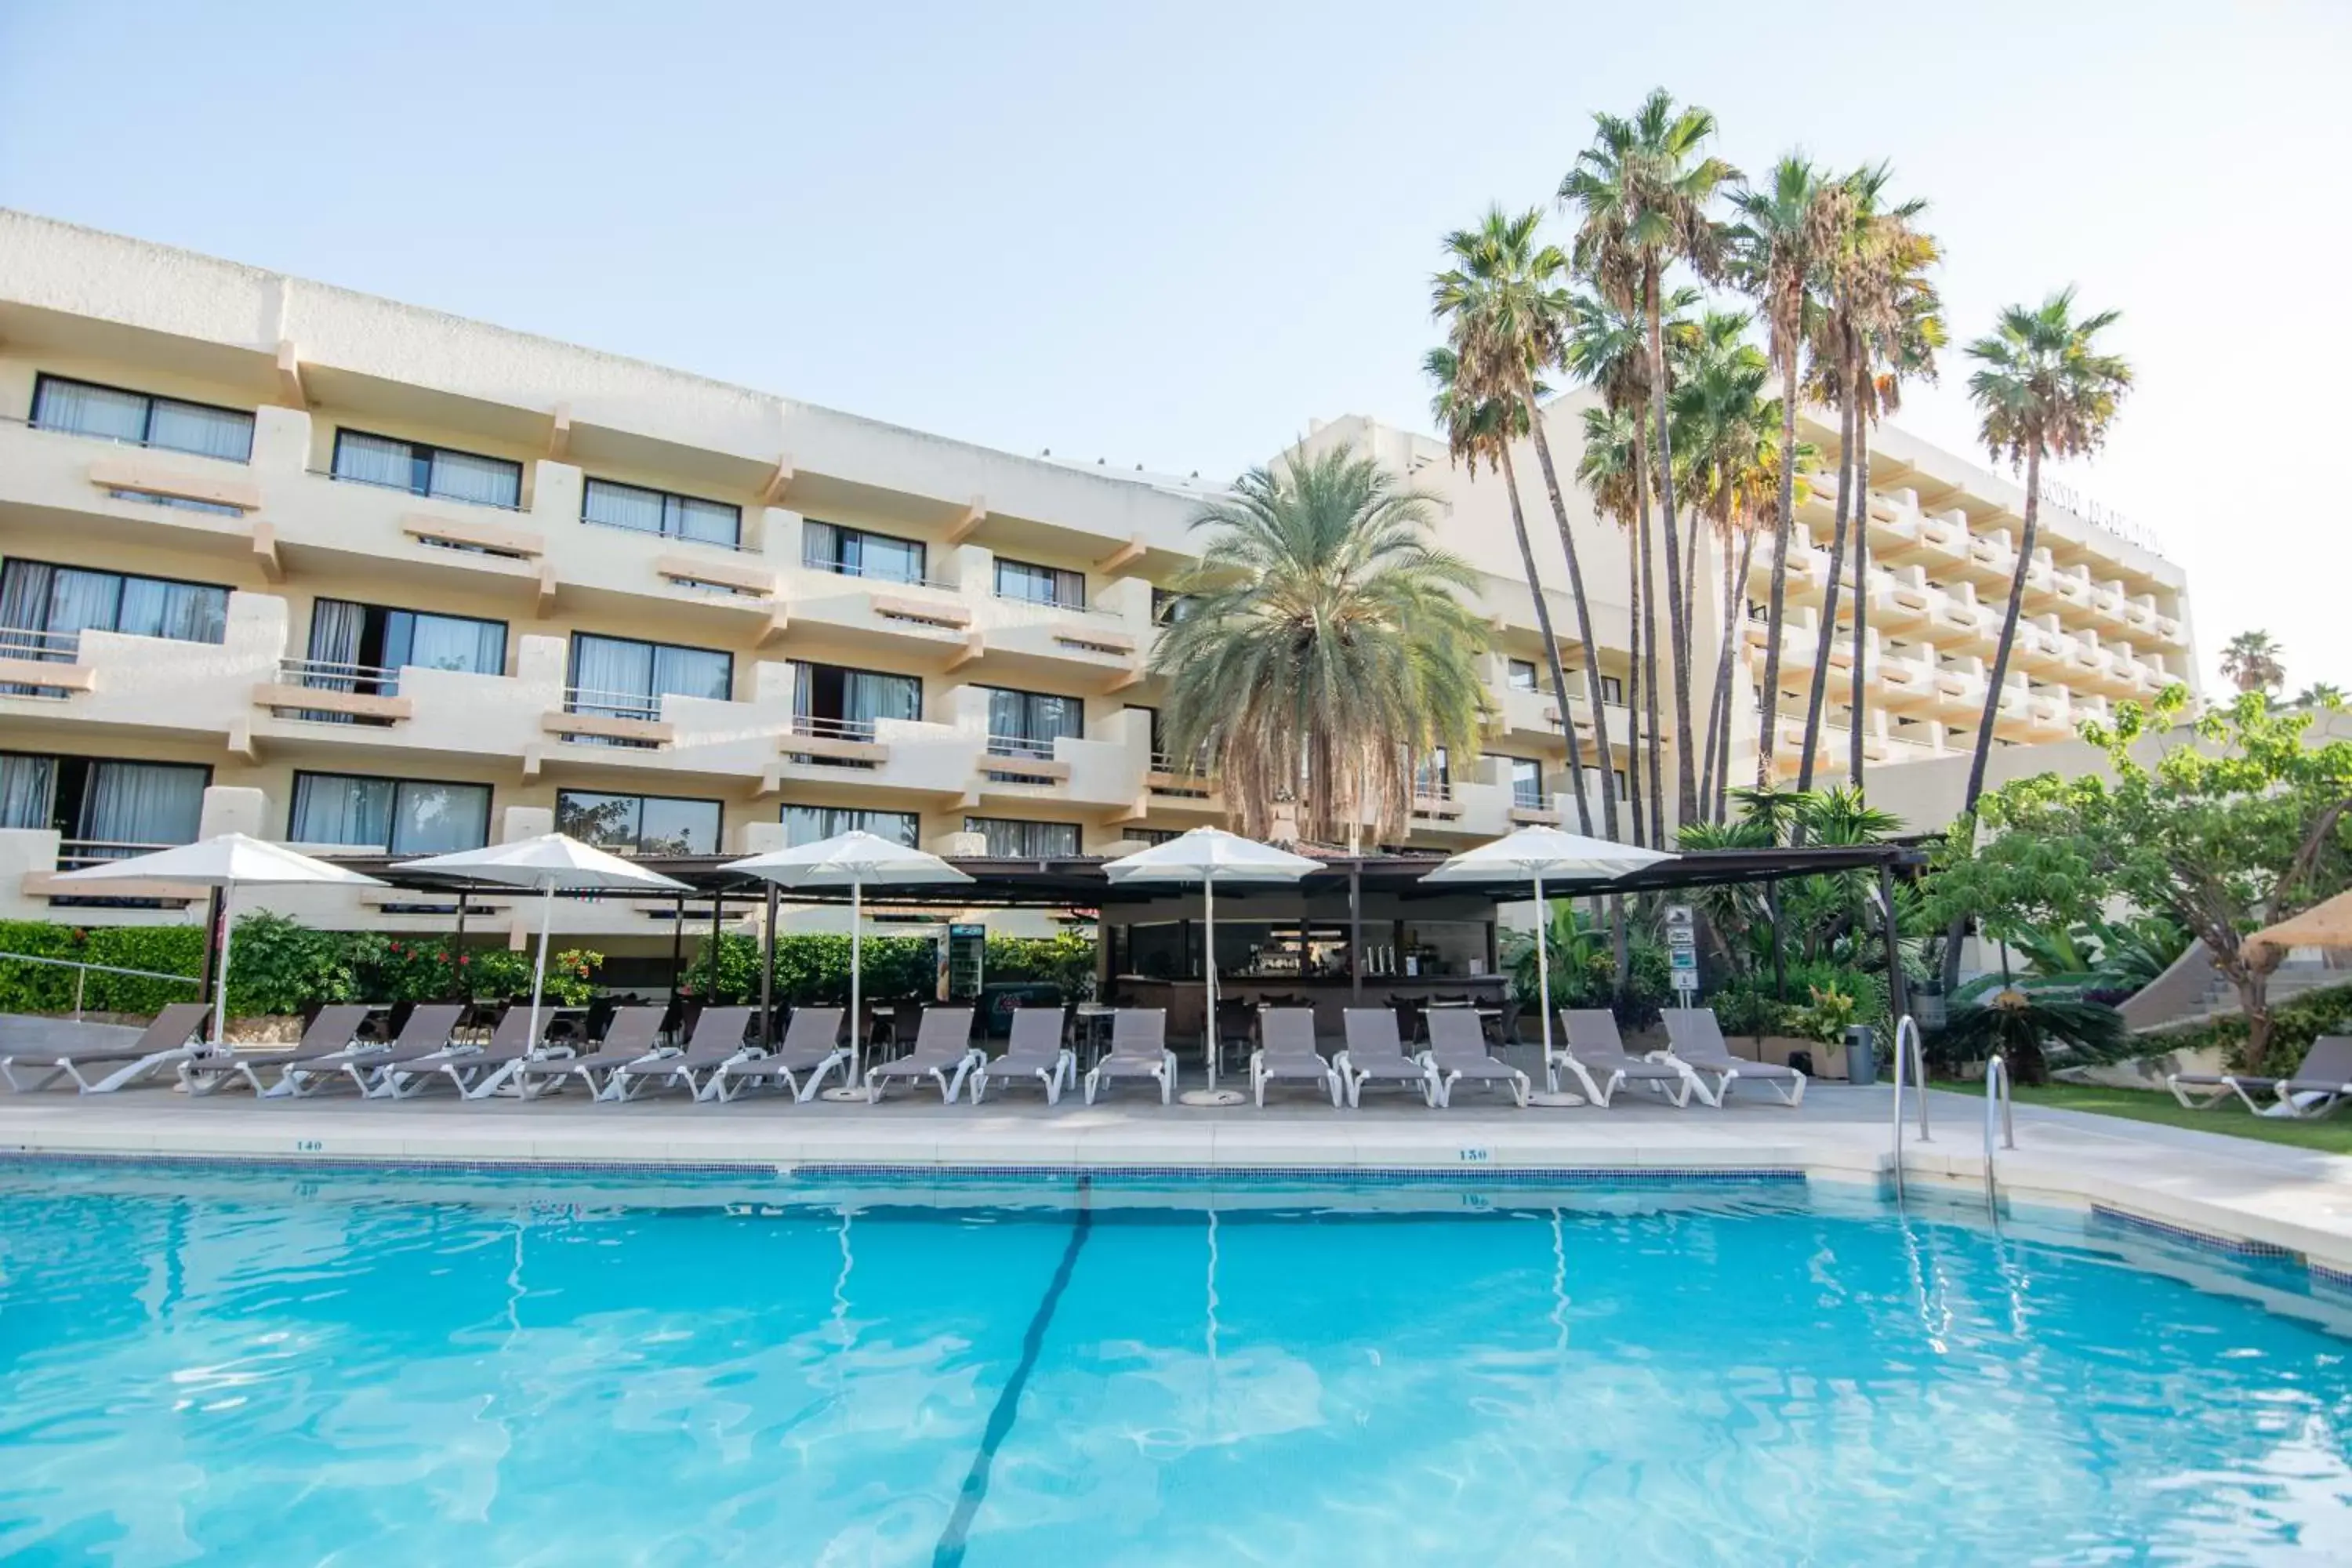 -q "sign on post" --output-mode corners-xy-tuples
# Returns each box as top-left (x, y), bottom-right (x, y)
(1664, 904), (1699, 997)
